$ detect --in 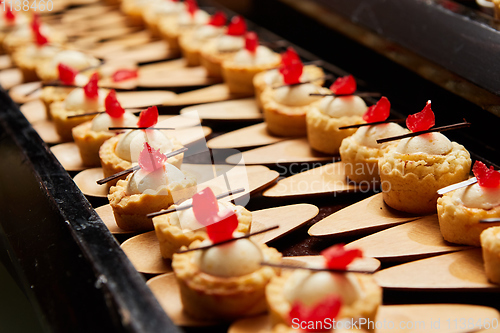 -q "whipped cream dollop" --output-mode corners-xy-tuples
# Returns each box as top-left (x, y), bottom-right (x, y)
(395, 132), (453, 155)
(177, 9), (209, 26)
(150, 0), (185, 15)
(64, 88), (107, 111)
(193, 24), (223, 42)
(451, 183), (500, 210)
(283, 270), (363, 307)
(216, 35), (244, 52)
(262, 69), (313, 88)
(232, 45), (279, 66)
(90, 112), (138, 132)
(170, 200), (243, 231)
(126, 163), (186, 195)
(115, 130), (174, 162)
(273, 83), (322, 107)
(319, 95), (367, 118)
(50, 50), (100, 71)
(352, 123), (408, 148)
(9, 24), (51, 40)
(22, 44), (60, 61)
(195, 238), (263, 277)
